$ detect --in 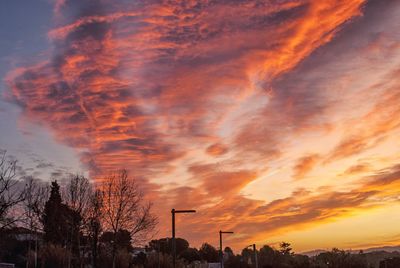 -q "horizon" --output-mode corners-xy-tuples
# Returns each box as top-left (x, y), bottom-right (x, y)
(1, 0), (400, 254)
